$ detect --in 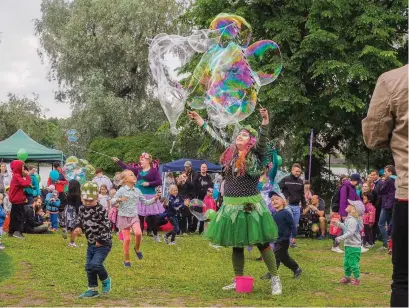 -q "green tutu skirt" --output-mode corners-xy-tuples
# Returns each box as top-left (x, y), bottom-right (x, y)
(203, 194), (278, 247)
